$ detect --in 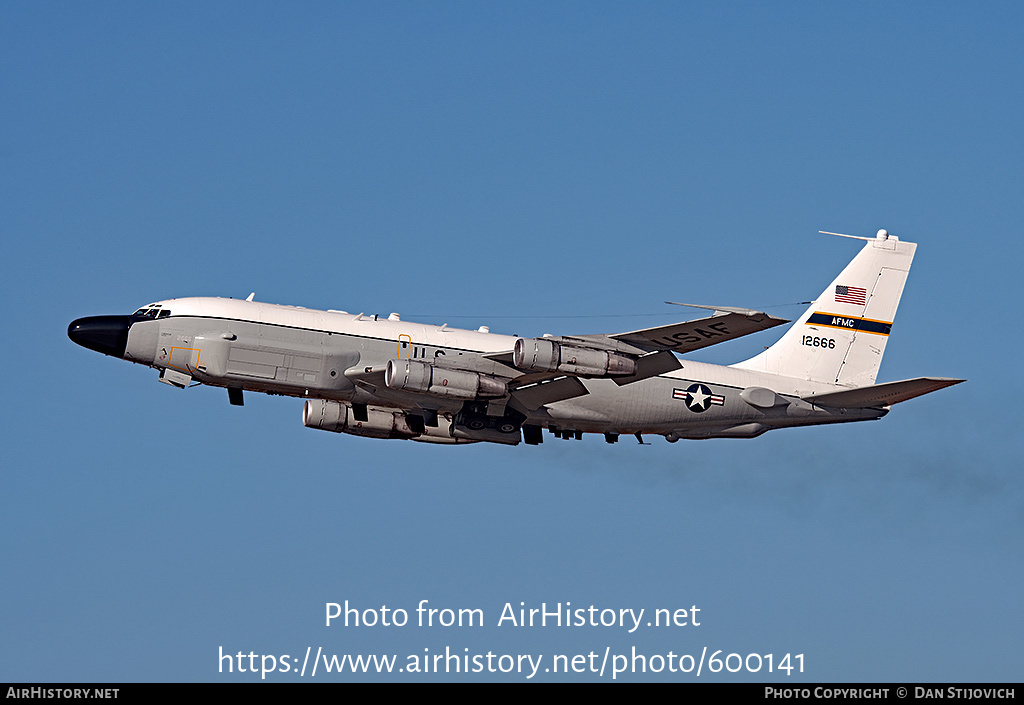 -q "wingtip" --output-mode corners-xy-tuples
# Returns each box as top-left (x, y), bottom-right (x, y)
(666, 301), (767, 318)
